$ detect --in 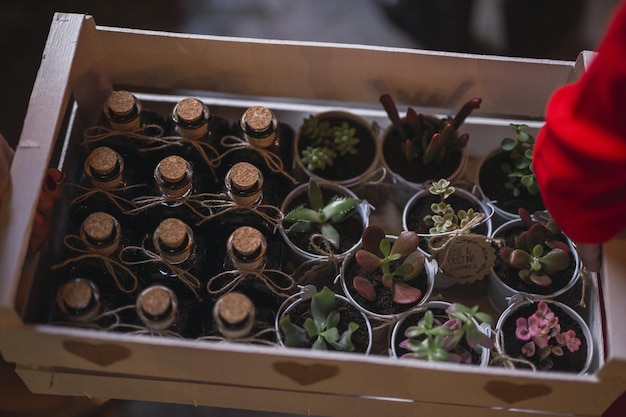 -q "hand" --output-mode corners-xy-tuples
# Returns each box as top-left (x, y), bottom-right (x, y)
(29, 168), (66, 252)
